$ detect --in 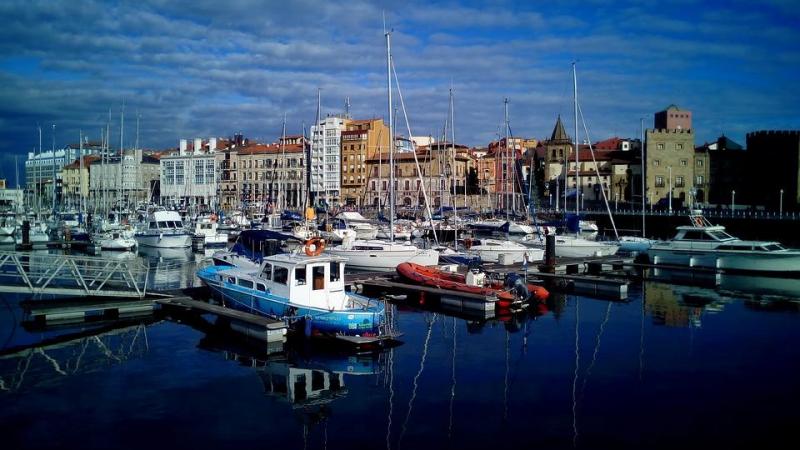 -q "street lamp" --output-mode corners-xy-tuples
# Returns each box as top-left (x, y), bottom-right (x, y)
(731, 190), (736, 214)
(780, 189), (784, 217)
(615, 192), (619, 210)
